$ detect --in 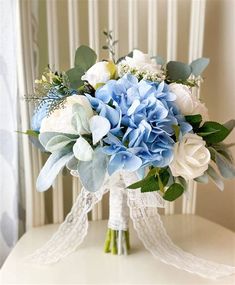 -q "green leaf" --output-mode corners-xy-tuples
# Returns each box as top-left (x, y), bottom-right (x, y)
(141, 175), (159, 193)
(26, 129), (39, 137)
(146, 167), (157, 178)
(185, 114), (202, 130)
(65, 66), (84, 89)
(17, 129), (39, 137)
(74, 45), (97, 71)
(172, 125), (180, 141)
(127, 175), (159, 191)
(177, 176), (187, 189)
(17, 129), (46, 151)
(166, 61), (192, 81)
(159, 168), (170, 187)
(190, 57), (210, 76)
(197, 121), (230, 143)
(163, 183), (184, 201)
(206, 165), (224, 191)
(128, 168), (170, 193)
